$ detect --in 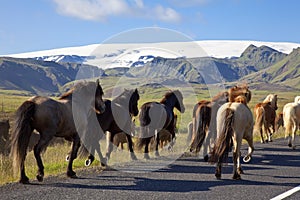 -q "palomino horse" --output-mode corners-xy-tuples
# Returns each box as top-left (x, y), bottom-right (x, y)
(254, 94), (278, 143)
(137, 90), (185, 159)
(210, 96), (254, 180)
(10, 80), (106, 184)
(78, 88), (140, 166)
(189, 85), (251, 160)
(283, 96), (300, 149)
